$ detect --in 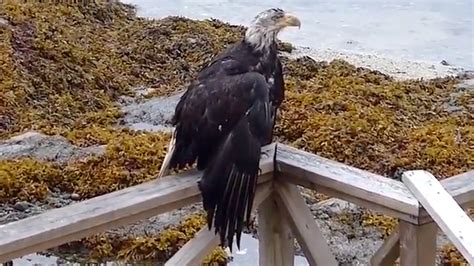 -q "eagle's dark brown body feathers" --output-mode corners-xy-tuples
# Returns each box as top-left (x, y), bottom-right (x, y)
(159, 8), (300, 250)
